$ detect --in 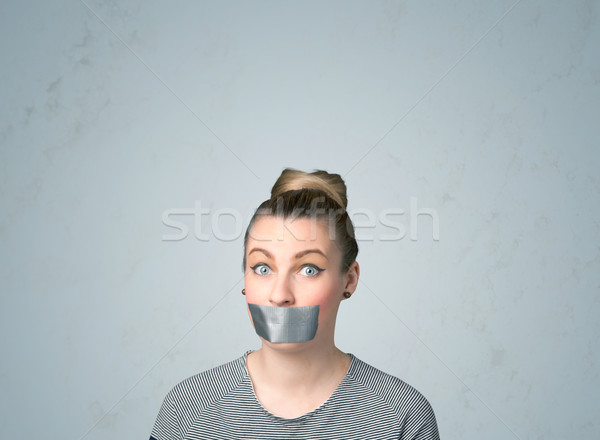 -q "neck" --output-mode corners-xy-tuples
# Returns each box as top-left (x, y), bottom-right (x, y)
(247, 341), (351, 390)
